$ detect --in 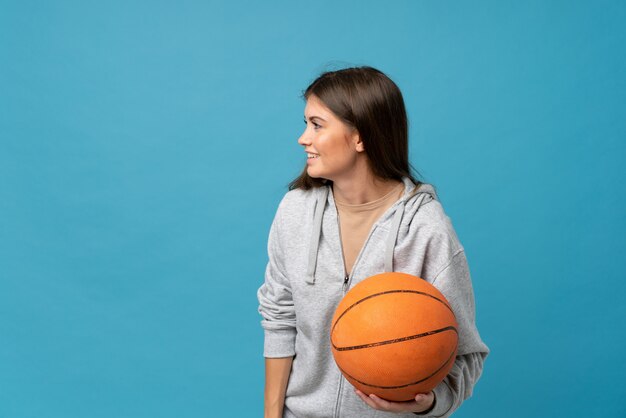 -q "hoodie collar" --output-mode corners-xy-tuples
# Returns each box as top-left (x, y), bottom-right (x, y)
(305, 177), (436, 285)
